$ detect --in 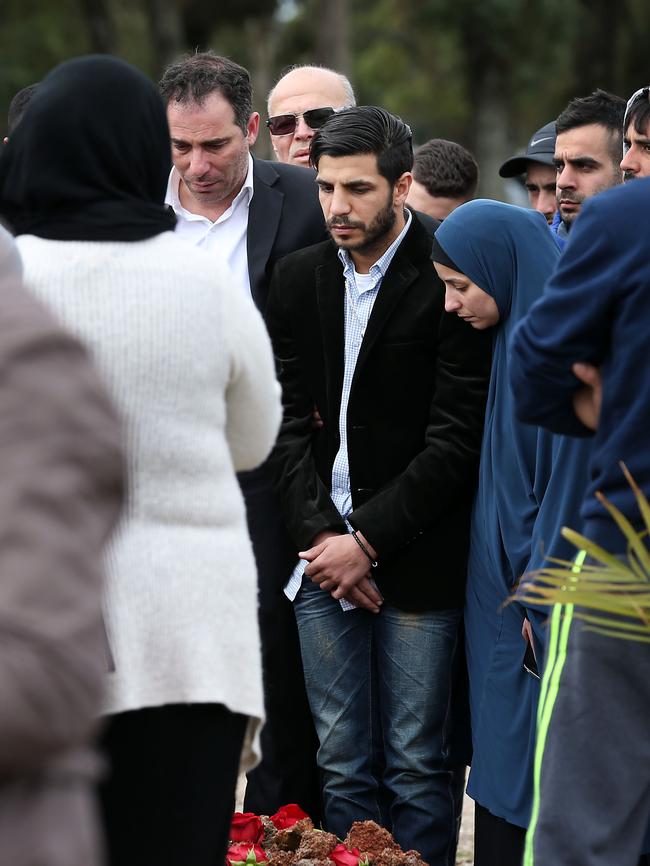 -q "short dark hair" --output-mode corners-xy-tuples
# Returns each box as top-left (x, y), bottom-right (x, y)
(310, 106), (412, 185)
(159, 51), (252, 135)
(413, 138), (479, 199)
(626, 90), (650, 137)
(7, 83), (39, 134)
(556, 89), (626, 164)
